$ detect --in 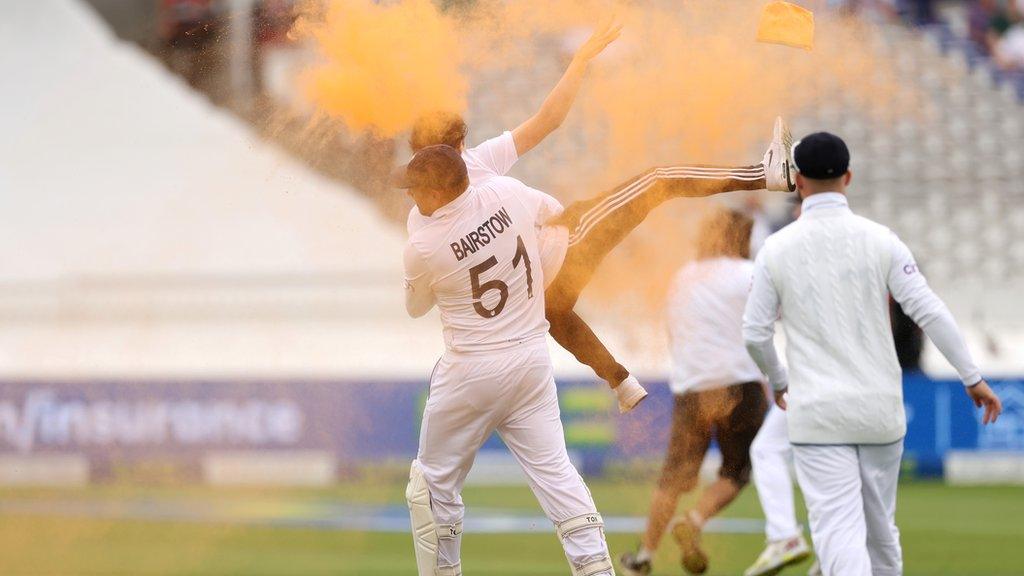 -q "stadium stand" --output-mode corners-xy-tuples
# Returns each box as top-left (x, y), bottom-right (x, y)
(462, 12), (1024, 380)
(0, 0), (443, 380)
(4, 1), (1020, 383)
(835, 18), (1024, 379)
